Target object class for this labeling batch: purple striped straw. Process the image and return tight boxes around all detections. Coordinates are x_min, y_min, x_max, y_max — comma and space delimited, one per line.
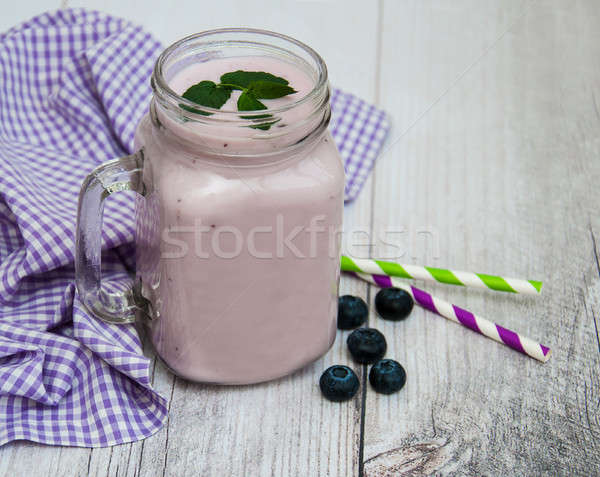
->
352, 272, 551, 363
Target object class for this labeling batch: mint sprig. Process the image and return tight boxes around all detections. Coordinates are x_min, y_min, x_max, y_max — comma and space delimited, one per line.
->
220, 71, 289, 88
180, 81, 232, 115
181, 70, 296, 129
247, 80, 296, 99
237, 91, 268, 112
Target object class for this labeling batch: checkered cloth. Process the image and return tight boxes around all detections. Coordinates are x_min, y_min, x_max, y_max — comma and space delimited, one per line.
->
0, 9, 389, 447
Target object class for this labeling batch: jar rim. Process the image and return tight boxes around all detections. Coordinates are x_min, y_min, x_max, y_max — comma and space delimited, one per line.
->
150, 27, 329, 122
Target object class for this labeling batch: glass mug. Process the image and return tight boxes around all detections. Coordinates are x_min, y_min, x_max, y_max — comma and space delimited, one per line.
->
75, 29, 345, 384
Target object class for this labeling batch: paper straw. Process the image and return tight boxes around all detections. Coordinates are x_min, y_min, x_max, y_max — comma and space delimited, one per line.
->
351, 272, 551, 363
341, 255, 542, 295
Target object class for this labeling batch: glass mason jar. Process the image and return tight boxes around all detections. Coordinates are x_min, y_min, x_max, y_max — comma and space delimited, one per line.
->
75, 29, 345, 384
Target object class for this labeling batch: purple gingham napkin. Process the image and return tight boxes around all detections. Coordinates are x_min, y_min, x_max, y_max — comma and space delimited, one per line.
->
0, 9, 389, 447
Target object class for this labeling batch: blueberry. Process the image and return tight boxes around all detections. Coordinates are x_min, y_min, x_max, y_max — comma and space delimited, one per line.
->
337, 295, 368, 329
347, 328, 387, 364
375, 287, 414, 321
319, 365, 360, 402
369, 359, 406, 394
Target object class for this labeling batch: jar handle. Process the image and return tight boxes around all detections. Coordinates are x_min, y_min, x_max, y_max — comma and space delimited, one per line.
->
75, 151, 146, 324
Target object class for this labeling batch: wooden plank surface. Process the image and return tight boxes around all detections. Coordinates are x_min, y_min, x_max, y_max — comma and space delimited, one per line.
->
365, 1, 600, 476
1, 1, 600, 476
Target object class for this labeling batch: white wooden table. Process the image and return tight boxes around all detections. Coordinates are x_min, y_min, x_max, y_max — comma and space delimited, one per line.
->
2, 1, 600, 475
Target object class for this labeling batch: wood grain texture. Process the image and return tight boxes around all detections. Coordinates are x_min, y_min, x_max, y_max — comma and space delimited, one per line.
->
2, 0, 600, 476
364, 1, 600, 476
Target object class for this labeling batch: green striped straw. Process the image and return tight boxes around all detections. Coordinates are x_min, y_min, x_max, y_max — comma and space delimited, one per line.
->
341, 256, 542, 295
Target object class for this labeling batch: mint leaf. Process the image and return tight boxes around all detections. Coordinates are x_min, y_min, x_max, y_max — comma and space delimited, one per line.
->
179, 71, 294, 130
237, 91, 268, 112
247, 80, 296, 99
220, 71, 288, 89
182, 81, 231, 113
250, 123, 276, 131
238, 92, 278, 130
